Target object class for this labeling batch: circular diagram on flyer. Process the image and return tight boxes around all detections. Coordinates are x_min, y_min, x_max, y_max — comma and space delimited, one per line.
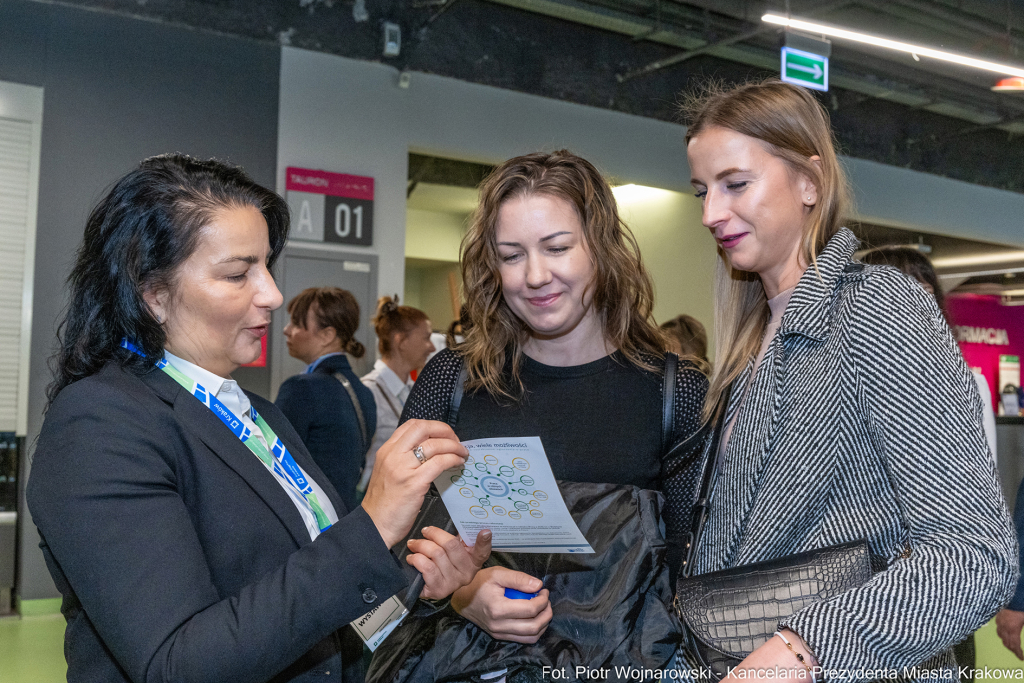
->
447, 452, 548, 520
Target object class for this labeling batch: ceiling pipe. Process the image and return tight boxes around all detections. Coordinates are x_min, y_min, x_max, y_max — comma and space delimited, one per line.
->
616, 0, 853, 82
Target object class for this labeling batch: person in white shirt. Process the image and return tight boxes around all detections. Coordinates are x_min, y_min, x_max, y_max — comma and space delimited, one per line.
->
360, 296, 436, 491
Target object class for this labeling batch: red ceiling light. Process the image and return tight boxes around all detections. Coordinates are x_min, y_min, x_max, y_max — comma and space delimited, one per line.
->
992, 77, 1024, 92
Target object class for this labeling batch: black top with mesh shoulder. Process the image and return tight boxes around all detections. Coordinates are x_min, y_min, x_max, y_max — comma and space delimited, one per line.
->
401, 347, 708, 578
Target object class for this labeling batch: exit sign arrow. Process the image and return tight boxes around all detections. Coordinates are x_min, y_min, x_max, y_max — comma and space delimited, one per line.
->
781, 47, 828, 92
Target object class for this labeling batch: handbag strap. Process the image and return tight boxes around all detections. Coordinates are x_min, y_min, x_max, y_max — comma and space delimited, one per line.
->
679, 385, 732, 579
333, 372, 369, 447
662, 352, 678, 454
402, 358, 466, 609
447, 359, 469, 428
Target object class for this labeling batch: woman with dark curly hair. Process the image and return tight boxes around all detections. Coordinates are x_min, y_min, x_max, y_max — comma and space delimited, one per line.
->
26, 154, 485, 683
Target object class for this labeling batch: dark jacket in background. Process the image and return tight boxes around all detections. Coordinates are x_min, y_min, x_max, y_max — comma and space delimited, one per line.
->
276, 354, 376, 511
27, 362, 406, 683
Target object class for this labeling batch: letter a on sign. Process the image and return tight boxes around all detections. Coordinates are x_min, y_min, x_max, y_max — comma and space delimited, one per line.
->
297, 200, 314, 235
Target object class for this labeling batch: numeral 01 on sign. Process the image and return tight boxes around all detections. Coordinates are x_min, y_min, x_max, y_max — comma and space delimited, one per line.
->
325, 196, 373, 246
334, 203, 364, 239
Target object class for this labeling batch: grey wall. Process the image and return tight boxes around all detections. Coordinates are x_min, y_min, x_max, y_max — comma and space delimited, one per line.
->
278, 48, 1024, 366
277, 47, 701, 344
0, 0, 280, 601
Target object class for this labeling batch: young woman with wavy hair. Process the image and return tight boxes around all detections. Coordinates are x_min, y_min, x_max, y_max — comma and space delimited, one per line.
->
393, 150, 708, 666
678, 79, 1016, 681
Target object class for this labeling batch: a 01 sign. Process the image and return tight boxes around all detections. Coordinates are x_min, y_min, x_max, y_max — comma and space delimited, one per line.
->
325, 195, 373, 246
285, 167, 374, 247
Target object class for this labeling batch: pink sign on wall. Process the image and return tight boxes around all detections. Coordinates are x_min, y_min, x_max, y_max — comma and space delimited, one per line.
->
285, 166, 375, 246
946, 293, 1024, 410
286, 167, 374, 200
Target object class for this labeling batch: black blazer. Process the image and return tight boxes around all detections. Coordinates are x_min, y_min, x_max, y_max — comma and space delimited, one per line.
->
275, 354, 376, 511
27, 362, 408, 683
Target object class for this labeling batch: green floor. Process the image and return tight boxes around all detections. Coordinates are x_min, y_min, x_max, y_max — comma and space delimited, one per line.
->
0, 613, 66, 683
0, 613, 1022, 682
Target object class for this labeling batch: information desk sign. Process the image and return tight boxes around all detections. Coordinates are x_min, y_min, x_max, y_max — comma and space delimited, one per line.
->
286, 167, 374, 247
781, 47, 828, 92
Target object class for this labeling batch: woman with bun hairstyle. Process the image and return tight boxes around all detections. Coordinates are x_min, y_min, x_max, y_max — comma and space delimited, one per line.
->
679, 79, 1016, 680
277, 286, 376, 511
360, 296, 436, 491
393, 149, 707, 655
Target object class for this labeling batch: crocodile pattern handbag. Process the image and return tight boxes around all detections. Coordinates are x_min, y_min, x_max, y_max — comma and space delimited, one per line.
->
675, 541, 872, 679
674, 388, 873, 680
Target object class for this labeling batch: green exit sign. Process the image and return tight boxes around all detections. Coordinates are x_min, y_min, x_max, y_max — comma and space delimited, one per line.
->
781, 47, 828, 92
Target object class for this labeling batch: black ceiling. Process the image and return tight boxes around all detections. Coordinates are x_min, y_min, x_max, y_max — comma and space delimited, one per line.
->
33, 0, 1024, 194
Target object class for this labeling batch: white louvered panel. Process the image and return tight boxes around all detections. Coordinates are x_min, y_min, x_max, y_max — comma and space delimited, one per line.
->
0, 116, 32, 432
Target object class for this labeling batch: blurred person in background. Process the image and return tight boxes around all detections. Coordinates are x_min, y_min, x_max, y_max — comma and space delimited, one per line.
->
360, 296, 435, 493
661, 314, 709, 365
996, 477, 1024, 661
277, 286, 376, 511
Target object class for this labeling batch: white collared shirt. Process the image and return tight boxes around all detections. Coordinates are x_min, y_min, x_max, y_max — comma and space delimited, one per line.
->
373, 359, 413, 405
359, 359, 415, 490
163, 351, 339, 541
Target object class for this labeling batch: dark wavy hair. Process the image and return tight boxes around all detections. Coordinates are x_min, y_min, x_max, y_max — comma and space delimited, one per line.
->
287, 287, 366, 358
859, 246, 947, 322
48, 154, 289, 405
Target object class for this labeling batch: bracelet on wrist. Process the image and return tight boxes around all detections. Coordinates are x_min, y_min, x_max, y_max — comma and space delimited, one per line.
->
774, 630, 815, 678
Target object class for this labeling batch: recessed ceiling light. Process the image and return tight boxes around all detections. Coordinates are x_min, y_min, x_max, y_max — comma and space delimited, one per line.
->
762, 14, 1024, 78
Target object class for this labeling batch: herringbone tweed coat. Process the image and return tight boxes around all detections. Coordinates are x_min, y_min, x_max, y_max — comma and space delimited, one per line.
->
680, 227, 1018, 679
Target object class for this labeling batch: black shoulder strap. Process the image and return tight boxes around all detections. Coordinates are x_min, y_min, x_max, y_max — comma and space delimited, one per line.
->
679, 385, 731, 580
662, 352, 678, 454
333, 372, 369, 447
447, 359, 469, 428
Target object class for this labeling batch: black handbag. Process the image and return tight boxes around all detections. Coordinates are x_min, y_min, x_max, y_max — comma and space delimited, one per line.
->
368, 481, 679, 683
674, 389, 873, 680
366, 354, 690, 683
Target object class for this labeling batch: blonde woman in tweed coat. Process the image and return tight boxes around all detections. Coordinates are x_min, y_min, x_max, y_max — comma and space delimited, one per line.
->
679, 79, 1018, 681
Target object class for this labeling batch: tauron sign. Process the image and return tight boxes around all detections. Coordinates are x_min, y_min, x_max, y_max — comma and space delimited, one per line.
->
286, 167, 374, 246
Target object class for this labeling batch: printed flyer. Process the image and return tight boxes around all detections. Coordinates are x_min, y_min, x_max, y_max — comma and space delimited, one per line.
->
434, 437, 593, 553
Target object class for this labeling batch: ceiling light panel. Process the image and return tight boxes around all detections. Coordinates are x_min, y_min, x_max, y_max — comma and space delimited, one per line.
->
762, 14, 1024, 78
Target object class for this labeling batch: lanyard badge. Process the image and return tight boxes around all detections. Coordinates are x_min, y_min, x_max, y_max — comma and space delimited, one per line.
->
121, 339, 332, 532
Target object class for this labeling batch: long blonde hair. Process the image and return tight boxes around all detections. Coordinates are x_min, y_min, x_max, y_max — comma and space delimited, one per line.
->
682, 80, 851, 422
459, 150, 666, 401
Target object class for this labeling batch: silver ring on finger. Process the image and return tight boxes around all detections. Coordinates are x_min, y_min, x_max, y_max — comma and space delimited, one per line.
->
413, 445, 427, 465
